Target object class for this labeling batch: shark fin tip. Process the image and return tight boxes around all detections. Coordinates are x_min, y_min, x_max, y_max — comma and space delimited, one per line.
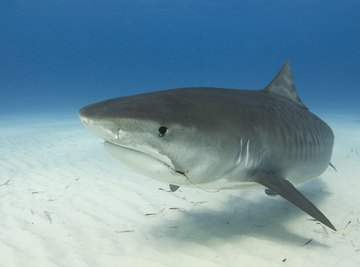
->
256, 175, 336, 231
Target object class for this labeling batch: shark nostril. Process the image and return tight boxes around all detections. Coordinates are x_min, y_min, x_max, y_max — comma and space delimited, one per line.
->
117, 128, 127, 139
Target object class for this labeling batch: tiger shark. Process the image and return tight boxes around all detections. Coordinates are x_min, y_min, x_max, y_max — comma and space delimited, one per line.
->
79, 62, 336, 231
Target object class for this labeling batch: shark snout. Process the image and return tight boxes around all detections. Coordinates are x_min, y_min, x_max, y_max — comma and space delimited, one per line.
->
78, 106, 90, 119
79, 102, 104, 121
79, 100, 114, 126
79, 105, 97, 128
79, 102, 119, 142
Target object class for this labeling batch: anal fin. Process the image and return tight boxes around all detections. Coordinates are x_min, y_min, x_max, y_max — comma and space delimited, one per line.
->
257, 175, 336, 231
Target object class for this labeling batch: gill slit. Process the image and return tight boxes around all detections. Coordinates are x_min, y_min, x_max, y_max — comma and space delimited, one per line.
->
245, 139, 250, 168
236, 138, 243, 165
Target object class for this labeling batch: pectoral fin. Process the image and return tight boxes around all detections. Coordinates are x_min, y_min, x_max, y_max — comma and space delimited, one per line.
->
169, 184, 180, 192
256, 175, 336, 231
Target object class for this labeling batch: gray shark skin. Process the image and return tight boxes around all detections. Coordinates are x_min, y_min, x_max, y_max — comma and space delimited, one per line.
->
79, 62, 336, 231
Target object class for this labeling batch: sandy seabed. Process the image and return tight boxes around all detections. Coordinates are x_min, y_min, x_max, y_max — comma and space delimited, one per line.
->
0, 114, 359, 267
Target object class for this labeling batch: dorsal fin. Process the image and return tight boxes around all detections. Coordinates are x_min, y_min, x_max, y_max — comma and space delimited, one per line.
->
264, 61, 307, 109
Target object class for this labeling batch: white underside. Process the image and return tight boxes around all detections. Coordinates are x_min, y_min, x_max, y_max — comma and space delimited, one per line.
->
104, 141, 259, 190
104, 141, 192, 186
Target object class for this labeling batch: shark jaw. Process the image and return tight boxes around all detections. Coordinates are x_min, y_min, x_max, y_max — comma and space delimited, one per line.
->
103, 141, 192, 186
79, 112, 197, 187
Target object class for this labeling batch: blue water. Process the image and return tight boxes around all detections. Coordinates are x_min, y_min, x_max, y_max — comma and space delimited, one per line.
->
1, 0, 359, 115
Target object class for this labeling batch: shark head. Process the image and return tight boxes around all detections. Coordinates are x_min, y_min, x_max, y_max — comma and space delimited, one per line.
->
79, 90, 241, 188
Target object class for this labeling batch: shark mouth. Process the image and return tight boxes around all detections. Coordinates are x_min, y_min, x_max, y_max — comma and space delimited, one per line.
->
103, 141, 191, 185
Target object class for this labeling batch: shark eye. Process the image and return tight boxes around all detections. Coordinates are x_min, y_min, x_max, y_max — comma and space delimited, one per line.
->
158, 126, 168, 137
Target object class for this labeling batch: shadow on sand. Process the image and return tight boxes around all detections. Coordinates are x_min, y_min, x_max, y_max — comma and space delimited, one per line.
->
149, 178, 334, 248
